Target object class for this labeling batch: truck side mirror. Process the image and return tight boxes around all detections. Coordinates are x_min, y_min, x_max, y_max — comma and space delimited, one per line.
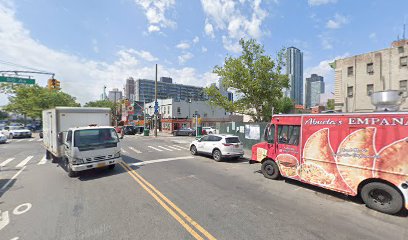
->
57, 132, 64, 144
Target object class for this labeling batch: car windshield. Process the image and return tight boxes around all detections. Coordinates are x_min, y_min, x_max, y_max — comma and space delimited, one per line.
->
74, 128, 119, 148
225, 137, 240, 143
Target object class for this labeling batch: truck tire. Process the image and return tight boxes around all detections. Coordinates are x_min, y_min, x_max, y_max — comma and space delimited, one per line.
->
360, 182, 403, 214
66, 160, 78, 178
46, 150, 52, 160
108, 164, 116, 170
261, 160, 281, 180
51, 155, 59, 163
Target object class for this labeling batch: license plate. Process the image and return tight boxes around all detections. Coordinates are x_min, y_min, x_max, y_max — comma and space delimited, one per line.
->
96, 162, 105, 168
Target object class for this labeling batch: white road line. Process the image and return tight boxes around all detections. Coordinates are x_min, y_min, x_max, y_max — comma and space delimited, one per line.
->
121, 148, 128, 153
37, 155, 47, 165
37, 139, 43, 142
130, 156, 194, 166
157, 146, 172, 151
172, 145, 189, 150
0, 158, 15, 167
1, 166, 26, 190
148, 146, 163, 152
166, 146, 181, 151
28, 138, 35, 142
16, 156, 33, 168
129, 147, 142, 153
17, 139, 25, 142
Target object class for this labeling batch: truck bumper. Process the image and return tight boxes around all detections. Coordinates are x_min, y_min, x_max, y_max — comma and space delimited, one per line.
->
71, 157, 122, 172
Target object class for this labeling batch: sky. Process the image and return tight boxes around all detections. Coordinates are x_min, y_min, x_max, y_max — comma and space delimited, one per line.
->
0, 0, 407, 105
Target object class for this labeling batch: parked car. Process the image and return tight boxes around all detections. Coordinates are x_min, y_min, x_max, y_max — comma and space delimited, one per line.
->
134, 126, 144, 134
173, 128, 196, 136
123, 125, 136, 135
0, 132, 7, 143
190, 134, 244, 161
202, 126, 217, 134
2, 126, 32, 139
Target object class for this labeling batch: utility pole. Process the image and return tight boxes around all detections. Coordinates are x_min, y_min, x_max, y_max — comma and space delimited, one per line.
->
154, 64, 158, 137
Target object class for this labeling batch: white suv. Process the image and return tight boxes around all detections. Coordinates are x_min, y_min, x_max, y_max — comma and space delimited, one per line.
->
190, 134, 244, 161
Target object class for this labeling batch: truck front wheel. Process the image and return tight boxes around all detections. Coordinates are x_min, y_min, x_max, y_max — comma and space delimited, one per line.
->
261, 160, 281, 180
66, 159, 78, 177
360, 182, 403, 214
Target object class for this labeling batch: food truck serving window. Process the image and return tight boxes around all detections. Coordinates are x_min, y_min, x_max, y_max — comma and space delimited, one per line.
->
278, 125, 300, 145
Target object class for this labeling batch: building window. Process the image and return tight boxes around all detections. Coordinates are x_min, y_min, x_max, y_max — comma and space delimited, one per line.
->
400, 80, 407, 93
347, 66, 354, 76
366, 84, 374, 96
367, 63, 374, 74
347, 86, 354, 97
401, 56, 408, 67
398, 46, 404, 54
177, 107, 181, 115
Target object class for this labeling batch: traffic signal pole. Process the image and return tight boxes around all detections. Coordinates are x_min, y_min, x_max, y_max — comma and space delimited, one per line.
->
154, 64, 158, 137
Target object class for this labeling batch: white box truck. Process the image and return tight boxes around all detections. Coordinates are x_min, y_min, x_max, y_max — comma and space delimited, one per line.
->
43, 107, 122, 177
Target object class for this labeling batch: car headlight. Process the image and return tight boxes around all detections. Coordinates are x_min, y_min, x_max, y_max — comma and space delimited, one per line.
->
114, 152, 121, 158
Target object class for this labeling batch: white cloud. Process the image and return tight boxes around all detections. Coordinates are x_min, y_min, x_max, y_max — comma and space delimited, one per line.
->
204, 21, 215, 38
201, 0, 267, 53
193, 36, 199, 44
0, 3, 215, 105
308, 0, 337, 6
148, 25, 160, 32
134, 0, 176, 33
326, 13, 349, 29
222, 36, 241, 53
176, 42, 190, 50
134, 50, 158, 62
201, 46, 208, 53
178, 52, 194, 64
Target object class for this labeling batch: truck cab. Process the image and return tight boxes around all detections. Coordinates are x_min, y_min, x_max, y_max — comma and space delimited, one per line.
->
62, 126, 122, 177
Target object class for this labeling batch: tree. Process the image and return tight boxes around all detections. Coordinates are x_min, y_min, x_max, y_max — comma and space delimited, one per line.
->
327, 99, 335, 110
204, 38, 289, 122
1, 83, 80, 119
84, 99, 120, 123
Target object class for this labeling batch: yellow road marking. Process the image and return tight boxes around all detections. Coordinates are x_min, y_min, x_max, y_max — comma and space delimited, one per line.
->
119, 162, 213, 240
126, 163, 217, 240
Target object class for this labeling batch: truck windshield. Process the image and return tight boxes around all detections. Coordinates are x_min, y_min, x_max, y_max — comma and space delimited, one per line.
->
74, 128, 119, 148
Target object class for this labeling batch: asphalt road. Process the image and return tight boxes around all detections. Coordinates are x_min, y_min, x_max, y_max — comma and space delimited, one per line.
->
0, 135, 407, 240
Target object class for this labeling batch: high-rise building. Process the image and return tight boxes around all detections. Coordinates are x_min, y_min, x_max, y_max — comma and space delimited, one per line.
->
218, 78, 233, 102
133, 78, 207, 103
286, 47, 304, 105
333, 39, 408, 112
124, 77, 135, 101
107, 88, 123, 102
305, 74, 325, 108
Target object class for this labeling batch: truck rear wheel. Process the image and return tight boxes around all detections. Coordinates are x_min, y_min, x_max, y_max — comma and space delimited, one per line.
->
360, 182, 403, 214
261, 160, 281, 180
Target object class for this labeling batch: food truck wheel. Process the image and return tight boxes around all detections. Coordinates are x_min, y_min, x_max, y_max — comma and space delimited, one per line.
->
361, 182, 403, 214
261, 160, 281, 180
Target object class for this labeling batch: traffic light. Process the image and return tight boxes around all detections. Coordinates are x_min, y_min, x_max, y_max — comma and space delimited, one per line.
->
47, 79, 61, 91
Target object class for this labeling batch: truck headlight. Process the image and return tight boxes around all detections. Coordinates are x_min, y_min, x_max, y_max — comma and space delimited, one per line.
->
72, 157, 84, 164
114, 152, 121, 158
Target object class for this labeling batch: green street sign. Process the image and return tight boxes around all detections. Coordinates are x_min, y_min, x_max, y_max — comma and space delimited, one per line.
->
0, 76, 35, 84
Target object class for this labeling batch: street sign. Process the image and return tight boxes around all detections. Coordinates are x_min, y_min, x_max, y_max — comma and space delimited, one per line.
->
0, 76, 35, 84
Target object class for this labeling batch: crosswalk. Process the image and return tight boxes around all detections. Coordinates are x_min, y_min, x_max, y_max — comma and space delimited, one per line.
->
6, 138, 43, 143
123, 144, 189, 154
0, 155, 49, 169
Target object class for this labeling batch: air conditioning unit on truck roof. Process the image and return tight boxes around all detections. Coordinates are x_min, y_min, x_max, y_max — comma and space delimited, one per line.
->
42, 107, 122, 177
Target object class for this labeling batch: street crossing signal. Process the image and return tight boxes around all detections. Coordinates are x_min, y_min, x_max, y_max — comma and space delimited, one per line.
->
47, 79, 61, 91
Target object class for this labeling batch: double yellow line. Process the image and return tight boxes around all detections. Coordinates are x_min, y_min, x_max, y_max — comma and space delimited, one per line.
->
119, 161, 216, 240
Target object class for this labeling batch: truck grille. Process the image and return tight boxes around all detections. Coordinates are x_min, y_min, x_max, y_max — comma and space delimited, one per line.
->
85, 154, 115, 163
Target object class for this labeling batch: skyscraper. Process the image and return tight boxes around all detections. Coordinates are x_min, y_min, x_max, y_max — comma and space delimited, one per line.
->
305, 74, 325, 108
124, 77, 135, 101
108, 88, 123, 102
286, 47, 303, 105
